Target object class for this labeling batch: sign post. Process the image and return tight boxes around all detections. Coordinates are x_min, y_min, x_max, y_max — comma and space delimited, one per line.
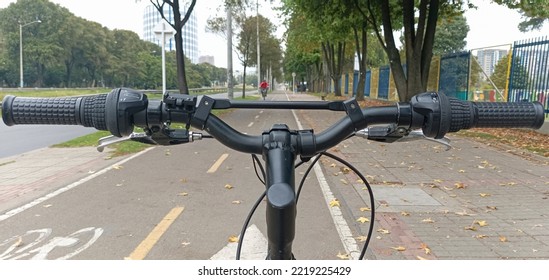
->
154, 22, 174, 94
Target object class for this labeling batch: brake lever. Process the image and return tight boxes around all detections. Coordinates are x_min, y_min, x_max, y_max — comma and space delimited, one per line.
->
398, 130, 452, 150
97, 129, 207, 152
97, 132, 153, 152
355, 126, 452, 150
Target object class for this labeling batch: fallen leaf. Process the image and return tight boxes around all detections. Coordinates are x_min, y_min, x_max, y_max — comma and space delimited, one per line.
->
357, 217, 370, 223
336, 252, 350, 259
356, 179, 364, 184
475, 220, 488, 227
422, 218, 435, 223
464, 226, 477, 231
329, 199, 340, 207
455, 210, 475, 216
181, 241, 191, 246
486, 206, 498, 211
178, 192, 188, 196
359, 207, 371, 212
165, 149, 171, 156
458, 169, 466, 173
434, 179, 443, 183
499, 236, 508, 242
113, 165, 123, 170
401, 211, 410, 216
224, 184, 234, 190
454, 182, 466, 189
391, 246, 406, 251
180, 178, 188, 183
479, 193, 491, 197
377, 228, 390, 234
330, 163, 337, 168
14, 236, 23, 248
340, 179, 349, 185
417, 255, 429, 260
475, 234, 488, 239
231, 200, 241, 204
228, 235, 239, 243
115, 183, 124, 187
341, 167, 351, 174
43, 204, 52, 208
420, 243, 431, 255
355, 236, 368, 242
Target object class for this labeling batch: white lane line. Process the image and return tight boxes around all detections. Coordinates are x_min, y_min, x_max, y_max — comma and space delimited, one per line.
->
207, 153, 229, 173
285, 92, 360, 260
0, 147, 155, 222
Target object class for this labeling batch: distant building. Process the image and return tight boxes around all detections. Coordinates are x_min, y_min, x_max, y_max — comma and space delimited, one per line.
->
198, 55, 215, 65
475, 49, 508, 78
142, 4, 198, 64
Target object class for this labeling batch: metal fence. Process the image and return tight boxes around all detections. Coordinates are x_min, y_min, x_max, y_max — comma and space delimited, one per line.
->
508, 36, 549, 117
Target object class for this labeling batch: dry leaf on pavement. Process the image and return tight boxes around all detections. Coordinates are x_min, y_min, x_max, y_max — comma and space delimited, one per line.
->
336, 252, 350, 259
420, 243, 431, 255
391, 246, 406, 251
228, 235, 239, 243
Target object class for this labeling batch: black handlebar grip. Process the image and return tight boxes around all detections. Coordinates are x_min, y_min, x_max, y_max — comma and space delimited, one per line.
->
447, 97, 545, 132
2, 94, 108, 131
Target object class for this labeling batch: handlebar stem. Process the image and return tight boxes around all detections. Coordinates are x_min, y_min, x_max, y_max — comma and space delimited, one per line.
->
263, 125, 297, 260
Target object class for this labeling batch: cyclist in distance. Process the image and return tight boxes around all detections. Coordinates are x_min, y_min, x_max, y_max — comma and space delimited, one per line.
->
259, 80, 269, 100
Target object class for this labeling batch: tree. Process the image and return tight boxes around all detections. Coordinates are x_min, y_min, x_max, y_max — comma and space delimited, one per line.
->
284, 0, 354, 96
150, 0, 197, 94
432, 14, 469, 55
493, 0, 549, 31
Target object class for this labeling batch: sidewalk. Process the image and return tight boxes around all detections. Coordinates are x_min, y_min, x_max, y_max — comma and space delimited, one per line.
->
1, 91, 548, 259
286, 91, 549, 259
0, 146, 129, 214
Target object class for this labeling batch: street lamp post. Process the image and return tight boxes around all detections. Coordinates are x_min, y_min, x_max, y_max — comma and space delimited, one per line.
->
19, 20, 41, 88
154, 22, 174, 94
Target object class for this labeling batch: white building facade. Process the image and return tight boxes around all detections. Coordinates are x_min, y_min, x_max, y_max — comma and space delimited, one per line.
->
143, 4, 199, 64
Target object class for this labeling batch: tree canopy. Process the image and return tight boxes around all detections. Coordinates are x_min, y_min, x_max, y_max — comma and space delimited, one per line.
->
0, 0, 226, 89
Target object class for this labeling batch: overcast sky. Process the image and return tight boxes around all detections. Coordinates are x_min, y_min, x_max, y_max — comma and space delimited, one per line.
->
1, 0, 548, 68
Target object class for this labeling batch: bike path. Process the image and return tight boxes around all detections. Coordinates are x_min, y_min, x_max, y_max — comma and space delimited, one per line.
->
0, 90, 548, 260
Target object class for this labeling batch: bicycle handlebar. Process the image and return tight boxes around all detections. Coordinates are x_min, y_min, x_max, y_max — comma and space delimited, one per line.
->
2, 88, 545, 155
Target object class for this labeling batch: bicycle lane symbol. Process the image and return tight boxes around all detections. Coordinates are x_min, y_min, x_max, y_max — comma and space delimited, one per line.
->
0, 227, 103, 260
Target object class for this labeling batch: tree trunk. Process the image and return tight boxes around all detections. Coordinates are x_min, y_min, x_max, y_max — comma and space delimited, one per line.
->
353, 25, 368, 101
322, 41, 345, 96
242, 64, 247, 99
375, 0, 439, 101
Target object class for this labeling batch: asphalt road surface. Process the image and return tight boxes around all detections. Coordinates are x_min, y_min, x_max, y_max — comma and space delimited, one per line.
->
0, 124, 96, 158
